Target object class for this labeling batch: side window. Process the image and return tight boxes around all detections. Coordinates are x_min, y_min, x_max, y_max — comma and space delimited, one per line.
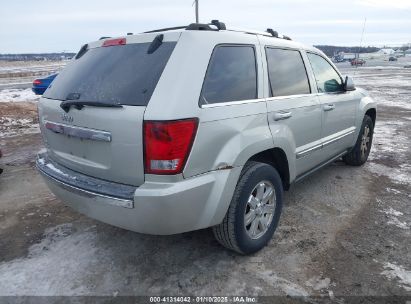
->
307, 53, 343, 93
266, 48, 310, 97
200, 45, 257, 104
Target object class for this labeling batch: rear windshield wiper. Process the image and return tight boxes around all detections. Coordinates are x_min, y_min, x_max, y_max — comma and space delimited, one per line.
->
60, 100, 123, 113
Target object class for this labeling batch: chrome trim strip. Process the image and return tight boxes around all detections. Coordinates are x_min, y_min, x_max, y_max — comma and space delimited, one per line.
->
322, 129, 355, 147
201, 98, 265, 108
296, 143, 322, 159
44, 120, 112, 142
266, 93, 316, 101
38, 167, 134, 209
296, 127, 355, 159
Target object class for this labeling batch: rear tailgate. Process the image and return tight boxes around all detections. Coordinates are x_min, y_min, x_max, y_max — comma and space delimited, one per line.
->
39, 100, 146, 186
38, 32, 180, 187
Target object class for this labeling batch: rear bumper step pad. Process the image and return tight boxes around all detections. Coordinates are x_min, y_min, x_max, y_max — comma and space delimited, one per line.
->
36, 153, 136, 205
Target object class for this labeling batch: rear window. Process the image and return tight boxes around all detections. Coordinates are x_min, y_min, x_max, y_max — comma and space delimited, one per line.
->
44, 42, 177, 106
266, 48, 310, 97
200, 45, 257, 105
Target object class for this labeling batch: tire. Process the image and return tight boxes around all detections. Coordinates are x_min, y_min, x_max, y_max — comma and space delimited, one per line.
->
213, 161, 283, 254
343, 115, 374, 166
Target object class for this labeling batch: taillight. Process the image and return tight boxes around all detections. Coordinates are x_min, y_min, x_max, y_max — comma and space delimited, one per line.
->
33, 79, 42, 85
144, 118, 198, 175
102, 38, 126, 47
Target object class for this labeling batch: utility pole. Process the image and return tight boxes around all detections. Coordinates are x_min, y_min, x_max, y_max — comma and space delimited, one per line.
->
358, 18, 367, 57
194, 0, 199, 23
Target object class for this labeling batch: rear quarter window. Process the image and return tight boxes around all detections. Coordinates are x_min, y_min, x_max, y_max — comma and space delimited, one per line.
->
44, 42, 177, 106
200, 45, 257, 105
265, 48, 311, 97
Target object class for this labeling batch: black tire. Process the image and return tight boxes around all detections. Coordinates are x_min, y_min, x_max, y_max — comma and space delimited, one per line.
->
213, 161, 283, 254
343, 115, 374, 166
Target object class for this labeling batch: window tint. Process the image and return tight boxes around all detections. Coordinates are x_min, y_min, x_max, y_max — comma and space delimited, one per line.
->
44, 42, 177, 106
201, 46, 257, 104
266, 48, 310, 97
307, 53, 343, 93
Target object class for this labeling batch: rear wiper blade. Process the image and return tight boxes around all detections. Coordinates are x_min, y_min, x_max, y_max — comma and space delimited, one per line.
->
60, 100, 123, 113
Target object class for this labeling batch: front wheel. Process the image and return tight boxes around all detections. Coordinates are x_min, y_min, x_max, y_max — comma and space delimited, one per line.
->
213, 161, 283, 254
343, 115, 374, 166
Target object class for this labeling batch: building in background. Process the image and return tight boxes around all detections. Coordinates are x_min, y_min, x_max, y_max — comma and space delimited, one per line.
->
377, 48, 395, 56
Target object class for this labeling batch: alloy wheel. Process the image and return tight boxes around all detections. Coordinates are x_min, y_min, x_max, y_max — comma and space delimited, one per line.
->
244, 181, 276, 239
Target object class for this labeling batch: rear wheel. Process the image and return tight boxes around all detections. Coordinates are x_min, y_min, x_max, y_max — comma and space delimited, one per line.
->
213, 161, 283, 254
343, 115, 374, 166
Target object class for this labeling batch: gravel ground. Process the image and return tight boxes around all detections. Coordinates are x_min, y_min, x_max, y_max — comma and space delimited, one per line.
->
0, 61, 410, 301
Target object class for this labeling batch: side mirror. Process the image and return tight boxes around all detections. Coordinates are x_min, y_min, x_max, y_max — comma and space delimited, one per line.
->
344, 76, 356, 91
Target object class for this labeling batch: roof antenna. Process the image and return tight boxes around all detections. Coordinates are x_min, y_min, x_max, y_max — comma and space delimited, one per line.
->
193, 0, 199, 23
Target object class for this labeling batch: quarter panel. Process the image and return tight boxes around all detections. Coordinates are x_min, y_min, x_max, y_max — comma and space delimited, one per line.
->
184, 101, 273, 178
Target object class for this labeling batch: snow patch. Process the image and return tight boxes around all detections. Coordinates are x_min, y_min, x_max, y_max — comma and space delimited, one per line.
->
0, 223, 99, 296
0, 117, 39, 138
44, 162, 76, 180
381, 262, 411, 291
45, 163, 69, 178
368, 121, 408, 162
387, 217, 409, 230
386, 188, 403, 195
359, 66, 404, 70
380, 207, 409, 230
258, 271, 309, 297
0, 88, 39, 103
367, 163, 411, 185
383, 208, 404, 217
305, 276, 331, 291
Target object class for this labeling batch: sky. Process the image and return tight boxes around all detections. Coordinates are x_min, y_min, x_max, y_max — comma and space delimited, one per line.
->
1, 0, 410, 53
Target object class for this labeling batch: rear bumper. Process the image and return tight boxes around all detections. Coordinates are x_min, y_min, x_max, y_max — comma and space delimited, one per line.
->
32, 87, 47, 95
37, 153, 242, 235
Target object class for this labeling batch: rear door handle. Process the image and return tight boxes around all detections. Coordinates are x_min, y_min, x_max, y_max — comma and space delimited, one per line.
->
273, 111, 292, 121
323, 104, 335, 111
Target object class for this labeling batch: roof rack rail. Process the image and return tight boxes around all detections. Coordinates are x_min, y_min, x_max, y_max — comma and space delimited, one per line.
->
266, 28, 292, 40
99, 36, 111, 40
186, 19, 226, 31
142, 20, 226, 34
211, 20, 226, 30
266, 28, 278, 38
144, 26, 187, 34
186, 23, 214, 31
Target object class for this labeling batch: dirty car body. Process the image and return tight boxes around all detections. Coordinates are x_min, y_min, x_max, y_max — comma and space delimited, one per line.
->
36, 21, 377, 254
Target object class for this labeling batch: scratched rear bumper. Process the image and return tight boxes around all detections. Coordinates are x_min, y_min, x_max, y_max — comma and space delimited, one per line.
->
36, 153, 135, 208
36, 152, 242, 235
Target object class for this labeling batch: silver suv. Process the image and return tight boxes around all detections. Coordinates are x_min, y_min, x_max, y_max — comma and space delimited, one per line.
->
36, 21, 376, 254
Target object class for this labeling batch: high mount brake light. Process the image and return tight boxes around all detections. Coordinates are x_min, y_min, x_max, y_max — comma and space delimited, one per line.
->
102, 38, 126, 47
33, 79, 42, 85
144, 119, 198, 175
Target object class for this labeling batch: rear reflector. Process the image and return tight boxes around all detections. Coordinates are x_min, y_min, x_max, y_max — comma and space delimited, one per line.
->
33, 79, 42, 85
102, 38, 126, 47
144, 118, 198, 175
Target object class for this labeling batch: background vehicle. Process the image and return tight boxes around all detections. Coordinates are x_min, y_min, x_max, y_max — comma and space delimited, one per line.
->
351, 58, 366, 66
36, 21, 376, 254
32, 73, 58, 95
388, 56, 398, 61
